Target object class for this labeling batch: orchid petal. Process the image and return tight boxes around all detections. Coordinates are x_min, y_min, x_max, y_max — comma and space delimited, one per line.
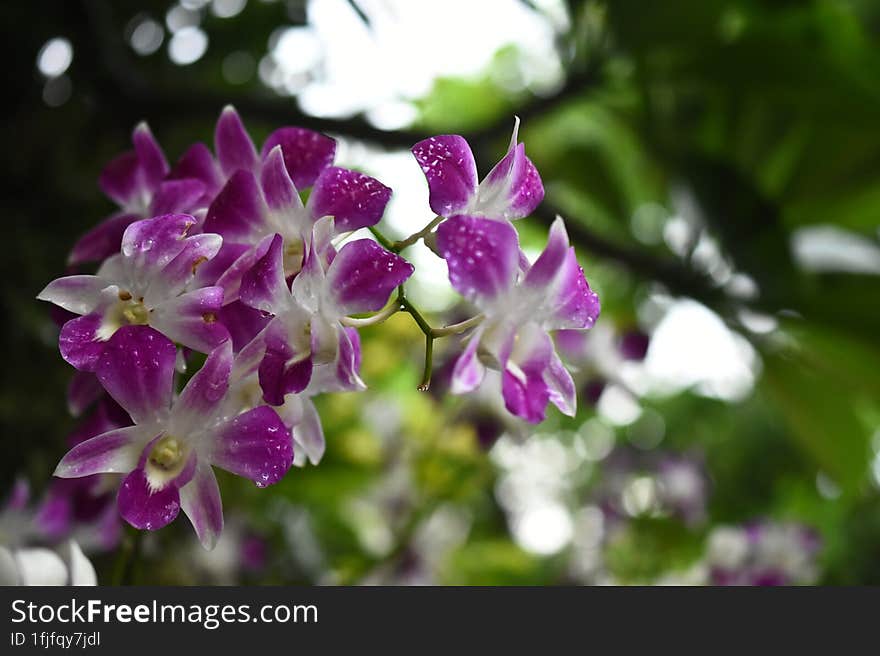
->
59, 313, 107, 372
118, 468, 181, 531
411, 135, 478, 216
239, 233, 289, 314
436, 215, 519, 305
260, 145, 300, 211
149, 178, 207, 216
173, 341, 233, 433
261, 126, 336, 189
325, 239, 413, 315
54, 425, 147, 478
38, 276, 107, 316
150, 286, 229, 354
171, 142, 224, 201
95, 326, 176, 423
132, 122, 169, 191
209, 406, 293, 486
215, 106, 259, 178
203, 170, 267, 243
68, 213, 140, 266
99, 151, 141, 207
307, 166, 392, 233
451, 328, 486, 394
179, 463, 224, 550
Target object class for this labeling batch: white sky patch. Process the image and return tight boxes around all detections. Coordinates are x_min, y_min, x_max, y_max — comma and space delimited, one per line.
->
264, 0, 564, 121
642, 299, 759, 401
791, 225, 880, 275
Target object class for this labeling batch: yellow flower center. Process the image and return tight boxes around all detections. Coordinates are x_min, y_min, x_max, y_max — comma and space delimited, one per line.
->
148, 435, 184, 471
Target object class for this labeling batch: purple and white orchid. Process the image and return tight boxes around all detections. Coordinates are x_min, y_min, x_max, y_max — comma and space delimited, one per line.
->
436, 214, 600, 423
238, 225, 413, 406
38, 109, 602, 553
201, 107, 392, 300
39, 213, 229, 371
412, 117, 544, 222
69, 123, 207, 266
54, 328, 292, 549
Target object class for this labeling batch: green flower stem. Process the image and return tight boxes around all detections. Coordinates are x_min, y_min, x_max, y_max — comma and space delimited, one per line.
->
390, 215, 444, 253
360, 227, 483, 391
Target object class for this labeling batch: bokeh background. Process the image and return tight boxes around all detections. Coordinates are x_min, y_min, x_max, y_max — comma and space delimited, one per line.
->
3, 0, 880, 584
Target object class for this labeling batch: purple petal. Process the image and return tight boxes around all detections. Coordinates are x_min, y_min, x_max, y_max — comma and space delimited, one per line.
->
216, 300, 271, 353
213, 237, 275, 304
95, 326, 176, 423
132, 122, 169, 191
68, 213, 140, 266
451, 329, 486, 394
261, 126, 336, 189
121, 214, 198, 277
260, 145, 301, 211
259, 347, 313, 406
215, 106, 259, 178
478, 118, 543, 219
209, 406, 293, 487
179, 462, 224, 549
67, 371, 104, 417
204, 170, 267, 243
525, 218, 600, 330
173, 341, 233, 428
170, 142, 224, 202
325, 239, 413, 315
150, 286, 230, 354
411, 135, 478, 216
481, 146, 543, 220
149, 178, 207, 216
307, 166, 392, 233
118, 468, 181, 531
59, 314, 106, 372
192, 241, 251, 288
500, 325, 554, 424
523, 216, 569, 294
240, 233, 289, 314
148, 231, 223, 300
54, 426, 146, 478
99, 150, 141, 207
37, 276, 107, 316
502, 369, 550, 424
436, 215, 519, 304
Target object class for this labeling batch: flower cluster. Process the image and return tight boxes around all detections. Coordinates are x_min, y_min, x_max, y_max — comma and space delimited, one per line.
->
38, 108, 600, 549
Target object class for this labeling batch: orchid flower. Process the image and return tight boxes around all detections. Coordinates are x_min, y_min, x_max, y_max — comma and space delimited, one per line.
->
38, 213, 229, 371
69, 123, 207, 266
220, 362, 332, 467
238, 227, 413, 406
54, 328, 292, 549
411, 117, 544, 222
201, 107, 392, 300
437, 215, 600, 423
